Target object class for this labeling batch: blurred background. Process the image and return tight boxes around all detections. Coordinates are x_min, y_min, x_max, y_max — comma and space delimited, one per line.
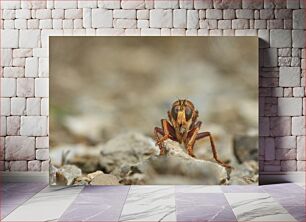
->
50, 37, 258, 185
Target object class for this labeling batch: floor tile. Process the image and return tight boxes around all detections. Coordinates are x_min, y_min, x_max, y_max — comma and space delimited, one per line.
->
221, 185, 264, 193
59, 204, 125, 222
1, 183, 47, 219
1, 183, 305, 222
59, 186, 130, 221
262, 183, 304, 194
1, 205, 18, 219
225, 193, 297, 221
3, 185, 83, 221
282, 205, 305, 222
176, 185, 222, 193
176, 193, 237, 222
81, 185, 130, 194
119, 186, 176, 222
270, 192, 305, 206
1, 193, 35, 205
72, 189, 130, 205
1, 182, 47, 194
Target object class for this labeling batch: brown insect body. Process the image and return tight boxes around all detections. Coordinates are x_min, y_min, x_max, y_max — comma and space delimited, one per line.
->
154, 99, 231, 169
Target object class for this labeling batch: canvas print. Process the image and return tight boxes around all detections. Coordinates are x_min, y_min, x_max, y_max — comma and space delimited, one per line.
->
50, 37, 258, 185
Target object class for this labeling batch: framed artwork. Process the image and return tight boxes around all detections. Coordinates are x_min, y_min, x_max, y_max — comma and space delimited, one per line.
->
50, 37, 258, 185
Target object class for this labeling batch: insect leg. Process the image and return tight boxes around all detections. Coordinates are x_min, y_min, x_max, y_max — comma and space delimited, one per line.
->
196, 132, 232, 169
154, 127, 166, 155
155, 119, 174, 145
185, 122, 202, 157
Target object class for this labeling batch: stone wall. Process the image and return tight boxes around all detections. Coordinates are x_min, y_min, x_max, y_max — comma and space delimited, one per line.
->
0, 0, 305, 172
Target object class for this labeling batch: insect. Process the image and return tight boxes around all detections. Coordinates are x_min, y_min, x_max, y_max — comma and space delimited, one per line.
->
154, 99, 232, 169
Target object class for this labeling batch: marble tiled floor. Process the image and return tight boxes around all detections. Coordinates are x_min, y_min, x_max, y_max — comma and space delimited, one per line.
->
0, 182, 304, 222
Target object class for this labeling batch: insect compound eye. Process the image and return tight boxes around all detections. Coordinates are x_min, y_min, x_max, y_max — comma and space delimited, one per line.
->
171, 106, 180, 120
185, 106, 193, 121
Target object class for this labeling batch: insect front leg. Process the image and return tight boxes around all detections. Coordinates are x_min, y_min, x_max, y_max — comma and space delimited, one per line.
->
185, 121, 202, 157
154, 127, 166, 155
154, 119, 176, 155
196, 132, 232, 169
155, 119, 172, 145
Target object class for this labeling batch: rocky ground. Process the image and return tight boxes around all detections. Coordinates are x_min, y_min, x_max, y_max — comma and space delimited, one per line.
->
50, 132, 258, 185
